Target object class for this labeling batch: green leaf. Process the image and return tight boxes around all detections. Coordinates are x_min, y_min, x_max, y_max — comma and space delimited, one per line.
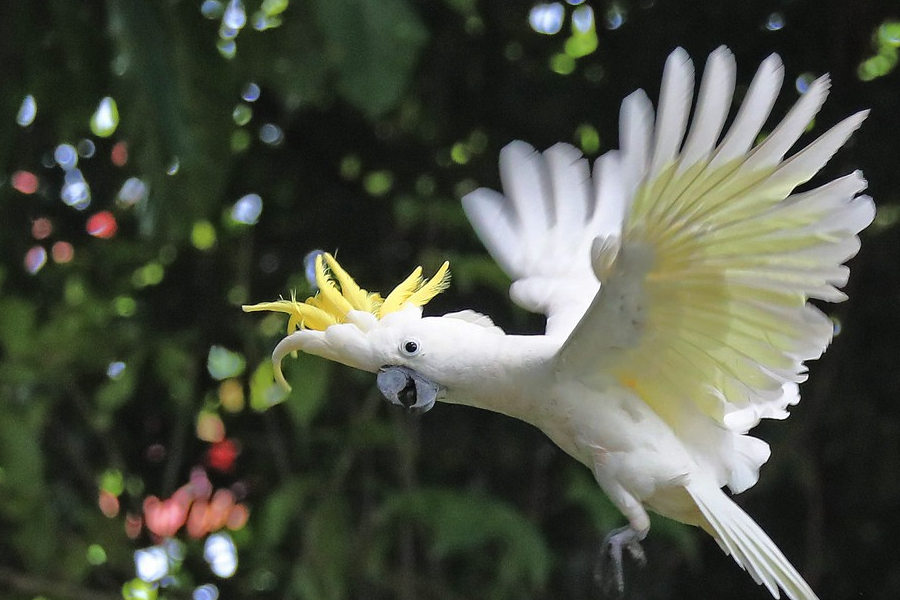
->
292, 499, 351, 600
379, 488, 550, 590
250, 359, 288, 411
311, 0, 428, 115
282, 353, 330, 426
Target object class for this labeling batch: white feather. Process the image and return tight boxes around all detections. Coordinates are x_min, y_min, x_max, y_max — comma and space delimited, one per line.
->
711, 53, 784, 170
649, 48, 694, 178
461, 188, 521, 277
742, 74, 830, 173
678, 46, 736, 174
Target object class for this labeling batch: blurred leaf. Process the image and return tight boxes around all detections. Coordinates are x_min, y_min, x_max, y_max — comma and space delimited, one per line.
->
250, 359, 288, 411
107, 0, 233, 240
255, 477, 311, 550
282, 352, 331, 427
311, 0, 428, 115
0, 404, 58, 571
379, 488, 550, 592
96, 358, 138, 414
292, 498, 351, 600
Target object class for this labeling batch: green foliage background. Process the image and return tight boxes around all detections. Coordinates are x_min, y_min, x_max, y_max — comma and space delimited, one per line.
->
1, 0, 899, 599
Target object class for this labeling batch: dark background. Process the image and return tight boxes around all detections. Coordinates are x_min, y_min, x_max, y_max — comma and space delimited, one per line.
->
0, 1, 898, 599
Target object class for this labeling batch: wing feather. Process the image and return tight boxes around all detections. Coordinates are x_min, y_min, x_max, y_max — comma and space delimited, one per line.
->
556, 49, 872, 495
461, 51, 871, 494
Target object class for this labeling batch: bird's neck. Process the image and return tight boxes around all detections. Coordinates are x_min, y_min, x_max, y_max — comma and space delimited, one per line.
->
439, 334, 558, 425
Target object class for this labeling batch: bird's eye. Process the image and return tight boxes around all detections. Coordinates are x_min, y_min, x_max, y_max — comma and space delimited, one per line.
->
400, 340, 421, 356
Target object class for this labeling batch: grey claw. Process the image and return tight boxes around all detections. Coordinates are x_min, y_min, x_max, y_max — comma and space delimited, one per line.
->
595, 526, 646, 597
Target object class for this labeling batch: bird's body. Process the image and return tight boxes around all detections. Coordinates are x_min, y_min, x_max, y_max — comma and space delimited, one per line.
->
246, 46, 874, 600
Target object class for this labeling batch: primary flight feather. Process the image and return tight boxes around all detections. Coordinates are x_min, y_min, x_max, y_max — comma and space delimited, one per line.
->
245, 46, 873, 599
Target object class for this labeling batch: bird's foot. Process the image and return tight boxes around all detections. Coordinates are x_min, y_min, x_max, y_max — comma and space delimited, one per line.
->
595, 526, 647, 597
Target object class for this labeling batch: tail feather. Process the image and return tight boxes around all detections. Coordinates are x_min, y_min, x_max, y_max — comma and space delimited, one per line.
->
688, 483, 819, 600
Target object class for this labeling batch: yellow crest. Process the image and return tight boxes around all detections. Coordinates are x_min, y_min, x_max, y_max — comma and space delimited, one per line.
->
242, 252, 450, 333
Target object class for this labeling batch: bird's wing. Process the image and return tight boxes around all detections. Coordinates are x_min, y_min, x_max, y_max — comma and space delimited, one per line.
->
462, 138, 623, 339
554, 47, 873, 492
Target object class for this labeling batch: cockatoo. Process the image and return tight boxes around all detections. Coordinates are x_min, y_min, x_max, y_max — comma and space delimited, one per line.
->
244, 47, 874, 599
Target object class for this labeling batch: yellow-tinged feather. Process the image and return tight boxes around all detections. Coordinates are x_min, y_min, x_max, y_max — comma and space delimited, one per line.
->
314, 254, 354, 318
406, 261, 451, 308
323, 253, 371, 311
242, 254, 451, 332
379, 266, 424, 315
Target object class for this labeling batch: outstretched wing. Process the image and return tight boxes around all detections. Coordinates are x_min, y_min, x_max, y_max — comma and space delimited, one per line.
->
463, 140, 620, 339
555, 47, 873, 492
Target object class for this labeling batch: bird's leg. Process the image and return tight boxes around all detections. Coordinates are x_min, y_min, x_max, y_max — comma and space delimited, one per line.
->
597, 525, 648, 596
590, 450, 651, 596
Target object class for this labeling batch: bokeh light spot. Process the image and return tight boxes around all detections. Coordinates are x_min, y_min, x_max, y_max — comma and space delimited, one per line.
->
219, 379, 245, 412
795, 72, 815, 94
603, 4, 625, 29
258, 123, 284, 145
207, 346, 246, 380
223, 0, 247, 29
201, 0, 224, 19
90, 97, 120, 137
77, 138, 96, 158
99, 490, 120, 518
87, 544, 108, 565
450, 142, 469, 165
17, 94, 37, 126
191, 220, 217, 250
197, 411, 226, 443
765, 12, 785, 31
86, 211, 118, 238
204, 533, 238, 578
32, 217, 52, 239
575, 123, 601, 154
550, 53, 577, 75
572, 4, 594, 33
340, 155, 362, 180
55, 144, 78, 170
217, 38, 237, 59
529, 3, 564, 35
12, 170, 39, 194
118, 177, 149, 206
207, 439, 239, 472
24, 246, 47, 274
61, 169, 91, 210
167, 158, 180, 175
261, 0, 289, 16
193, 584, 220, 600
231, 193, 263, 224
122, 577, 158, 600
132, 262, 165, 287
226, 503, 249, 530
232, 103, 252, 126
111, 141, 129, 166
363, 170, 394, 197
108, 361, 127, 379
51, 241, 75, 264
241, 82, 261, 102
135, 546, 169, 582
304, 249, 325, 289
114, 295, 137, 317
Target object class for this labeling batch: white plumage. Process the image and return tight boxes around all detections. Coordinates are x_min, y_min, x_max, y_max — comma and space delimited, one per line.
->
248, 46, 873, 600
460, 46, 871, 599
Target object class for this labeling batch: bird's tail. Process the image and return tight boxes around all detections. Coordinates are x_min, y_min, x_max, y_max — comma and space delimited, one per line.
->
687, 483, 819, 600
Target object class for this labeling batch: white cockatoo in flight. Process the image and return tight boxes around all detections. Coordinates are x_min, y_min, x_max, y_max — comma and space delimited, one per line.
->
245, 47, 874, 599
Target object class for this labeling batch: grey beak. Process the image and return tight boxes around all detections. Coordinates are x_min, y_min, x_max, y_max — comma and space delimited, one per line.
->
376, 365, 440, 413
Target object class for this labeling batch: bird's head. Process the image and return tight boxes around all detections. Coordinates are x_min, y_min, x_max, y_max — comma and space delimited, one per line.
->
243, 252, 460, 413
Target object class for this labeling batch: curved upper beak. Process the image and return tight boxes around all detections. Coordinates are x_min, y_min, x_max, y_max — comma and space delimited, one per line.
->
376, 366, 441, 413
